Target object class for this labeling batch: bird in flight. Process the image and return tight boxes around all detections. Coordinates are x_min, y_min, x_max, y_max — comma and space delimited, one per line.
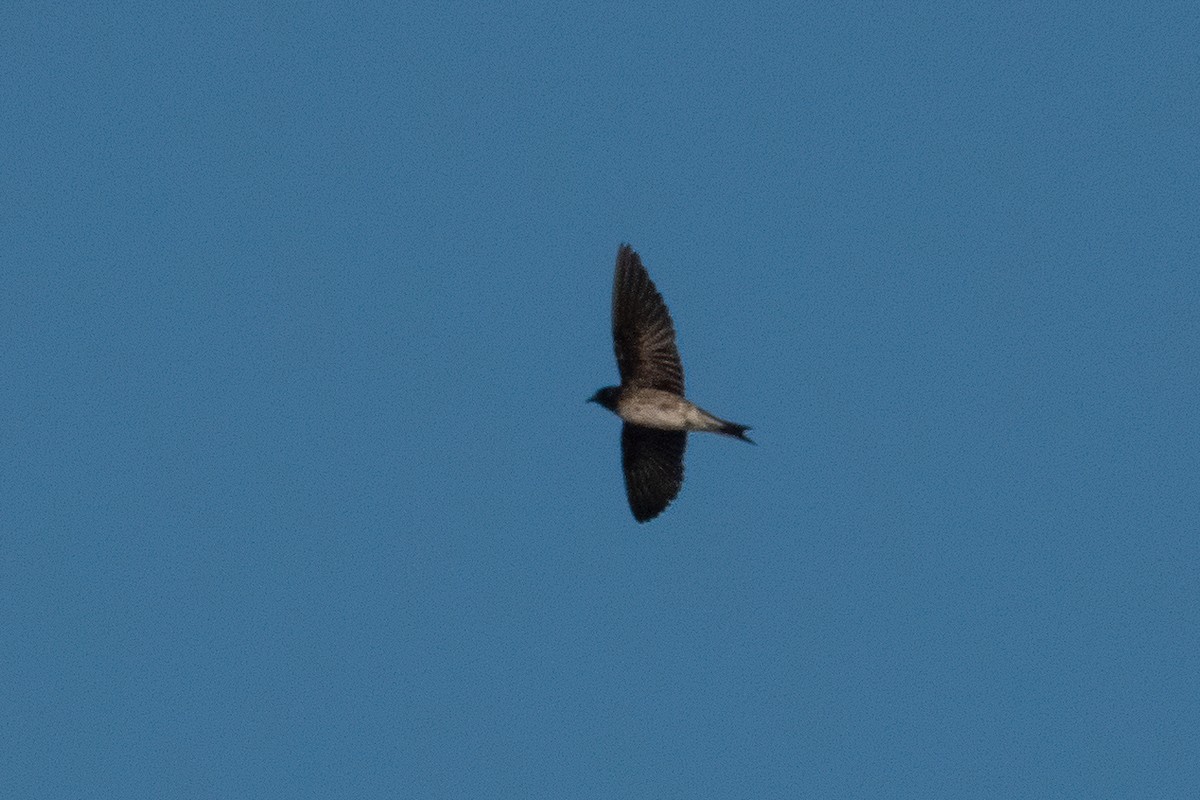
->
589, 244, 753, 522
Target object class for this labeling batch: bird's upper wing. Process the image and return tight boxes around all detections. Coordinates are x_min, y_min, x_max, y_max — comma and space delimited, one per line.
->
621, 424, 686, 522
612, 244, 684, 394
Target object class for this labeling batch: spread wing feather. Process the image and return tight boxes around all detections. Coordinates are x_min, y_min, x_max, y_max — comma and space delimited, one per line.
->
612, 245, 684, 394
621, 424, 686, 523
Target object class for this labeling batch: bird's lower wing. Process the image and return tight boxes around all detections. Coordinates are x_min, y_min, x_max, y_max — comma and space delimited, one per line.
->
621, 424, 687, 522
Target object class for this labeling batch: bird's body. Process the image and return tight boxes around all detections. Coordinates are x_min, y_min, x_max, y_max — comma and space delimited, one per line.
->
589, 244, 752, 522
591, 386, 750, 437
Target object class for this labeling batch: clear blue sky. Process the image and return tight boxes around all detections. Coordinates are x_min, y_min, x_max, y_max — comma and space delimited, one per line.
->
4, 4, 1198, 797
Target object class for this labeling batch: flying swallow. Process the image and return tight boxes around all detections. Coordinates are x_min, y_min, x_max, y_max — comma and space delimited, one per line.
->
589, 244, 753, 522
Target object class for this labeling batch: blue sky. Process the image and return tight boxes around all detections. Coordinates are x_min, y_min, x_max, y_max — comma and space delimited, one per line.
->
4, 3, 1198, 797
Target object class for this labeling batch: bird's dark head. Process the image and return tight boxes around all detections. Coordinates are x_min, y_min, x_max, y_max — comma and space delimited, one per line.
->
587, 386, 621, 411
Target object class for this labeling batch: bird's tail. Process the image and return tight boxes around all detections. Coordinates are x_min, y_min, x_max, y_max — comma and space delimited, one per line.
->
719, 421, 755, 444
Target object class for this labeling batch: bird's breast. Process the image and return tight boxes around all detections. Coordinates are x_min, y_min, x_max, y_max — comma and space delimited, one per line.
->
617, 389, 705, 431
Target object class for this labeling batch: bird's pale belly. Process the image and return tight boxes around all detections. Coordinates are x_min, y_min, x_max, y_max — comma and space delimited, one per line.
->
617, 389, 720, 432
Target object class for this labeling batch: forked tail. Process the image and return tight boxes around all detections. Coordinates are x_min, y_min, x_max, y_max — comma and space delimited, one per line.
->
719, 421, 755, 444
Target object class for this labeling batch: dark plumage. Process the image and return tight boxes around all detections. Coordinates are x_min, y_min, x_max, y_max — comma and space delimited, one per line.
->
588, 244, 753, 522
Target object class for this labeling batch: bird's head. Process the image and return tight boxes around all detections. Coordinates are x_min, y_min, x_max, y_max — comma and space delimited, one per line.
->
587, 386, 620, 411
